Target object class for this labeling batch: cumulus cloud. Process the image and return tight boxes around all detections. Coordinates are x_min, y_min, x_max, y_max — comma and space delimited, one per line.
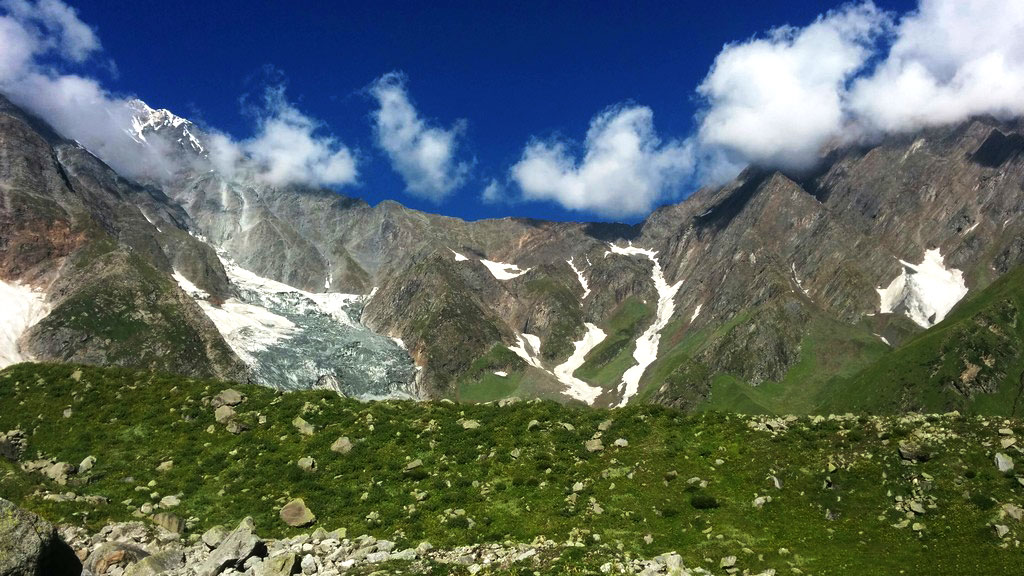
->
370, 72, 469, 201
695, 2, 889, 173
848, 0, 1024, 134
510, 105, 693, 218
219, 85, 357, 187
0, 0, 357, 188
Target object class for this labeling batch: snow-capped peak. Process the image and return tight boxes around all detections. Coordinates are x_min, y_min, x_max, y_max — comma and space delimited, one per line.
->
126, 98, 205, 154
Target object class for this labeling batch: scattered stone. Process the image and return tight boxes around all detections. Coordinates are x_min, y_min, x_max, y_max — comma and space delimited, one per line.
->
996, 453, 1014, 473
280, 498, 316, 527
909, 501, 926, 515
293, 417, 315, 436
585, 438, 604, 452
613, 438, 628, 447
999, 428, 1014, 436
720, 555, 736, 569
156, 460, 173, 472
298, 457, 317, 472
0, 497, 81, 576
159, 495, 181, 508
405, 459, 424, 471
912, 522, 925, 532
330, 436, 353, 454
527, 420, 540, 431
63, 407, 72, 418
572, 482, 584, 492
462, 420, 480, 430
598, 419, 614, 431
995, 524, 1010, 538
212, 388, 245, 408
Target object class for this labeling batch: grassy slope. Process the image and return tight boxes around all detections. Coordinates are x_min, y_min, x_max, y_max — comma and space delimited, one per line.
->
819, 266, 1024, 416
2, 363, 1024, 575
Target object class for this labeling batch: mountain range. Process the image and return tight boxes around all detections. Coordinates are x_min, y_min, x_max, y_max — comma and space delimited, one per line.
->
1, 92, 1022, 414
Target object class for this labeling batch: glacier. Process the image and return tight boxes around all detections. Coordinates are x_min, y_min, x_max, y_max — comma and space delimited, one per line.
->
173, 254, 415, 398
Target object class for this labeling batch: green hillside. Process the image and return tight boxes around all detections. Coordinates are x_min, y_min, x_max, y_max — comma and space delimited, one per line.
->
2, 363, 1024, 574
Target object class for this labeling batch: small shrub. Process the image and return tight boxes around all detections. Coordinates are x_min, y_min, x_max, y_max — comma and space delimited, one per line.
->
690, 494, 720, 510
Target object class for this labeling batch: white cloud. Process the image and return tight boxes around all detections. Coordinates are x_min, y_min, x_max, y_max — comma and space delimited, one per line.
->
510, 105, 692, 218
236, 86, 357, 187
481, 178, 503, 204
1, 0, 99, 62
695, 2, 890, 175
849, 0, 1024, 134
370, 72, 469, 201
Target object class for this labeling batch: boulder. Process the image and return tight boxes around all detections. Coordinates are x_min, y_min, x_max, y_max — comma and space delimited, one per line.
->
159, 495, 181, 508
85, 542, 149, 576
0, 429, 26, 461
404, 459, 423, 471
330, 436, 353, 454
0, 497, 81, 576
584, 439, 604, 452
43, 461, 75, 485
256, 552, 297, 576
461, 420, 480, 430
297, 457, 317, 472
196, 517, 264, 576
124, 549, 185, 576
79, 455, 96, 473
280, 499, 316, 527
292, 417, 315, 436
156, 460, 173, 473
898, 442, 929, 462
214, 405, 236, 424
212, 389, 245, 408
152, 512, 184, 534
995, 452, 1015, 473
201, 525, 228, 549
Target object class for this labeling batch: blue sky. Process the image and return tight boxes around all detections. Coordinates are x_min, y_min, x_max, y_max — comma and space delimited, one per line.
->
11, 0, 1021, 224
54, 0, 900, 221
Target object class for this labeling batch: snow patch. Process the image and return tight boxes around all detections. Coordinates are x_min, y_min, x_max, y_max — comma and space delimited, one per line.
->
691, 304, 702, 322
567, 258, 591, 299
876, 248, 968, 328
0, 280, 51, 369
391, 337, 406, 349
606, 243, 683, 407
449, 249, 469, 262
963, 221, 980, 235
493, 371, 508, 378
508, 333, 544, 369
481, 259, 531, 280
873, 333, 891, 346
791, 263, 810, 297
552, 323, 606, 404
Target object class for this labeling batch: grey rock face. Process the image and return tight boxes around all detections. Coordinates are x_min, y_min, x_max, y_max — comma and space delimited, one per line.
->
0, 497, 81, 576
